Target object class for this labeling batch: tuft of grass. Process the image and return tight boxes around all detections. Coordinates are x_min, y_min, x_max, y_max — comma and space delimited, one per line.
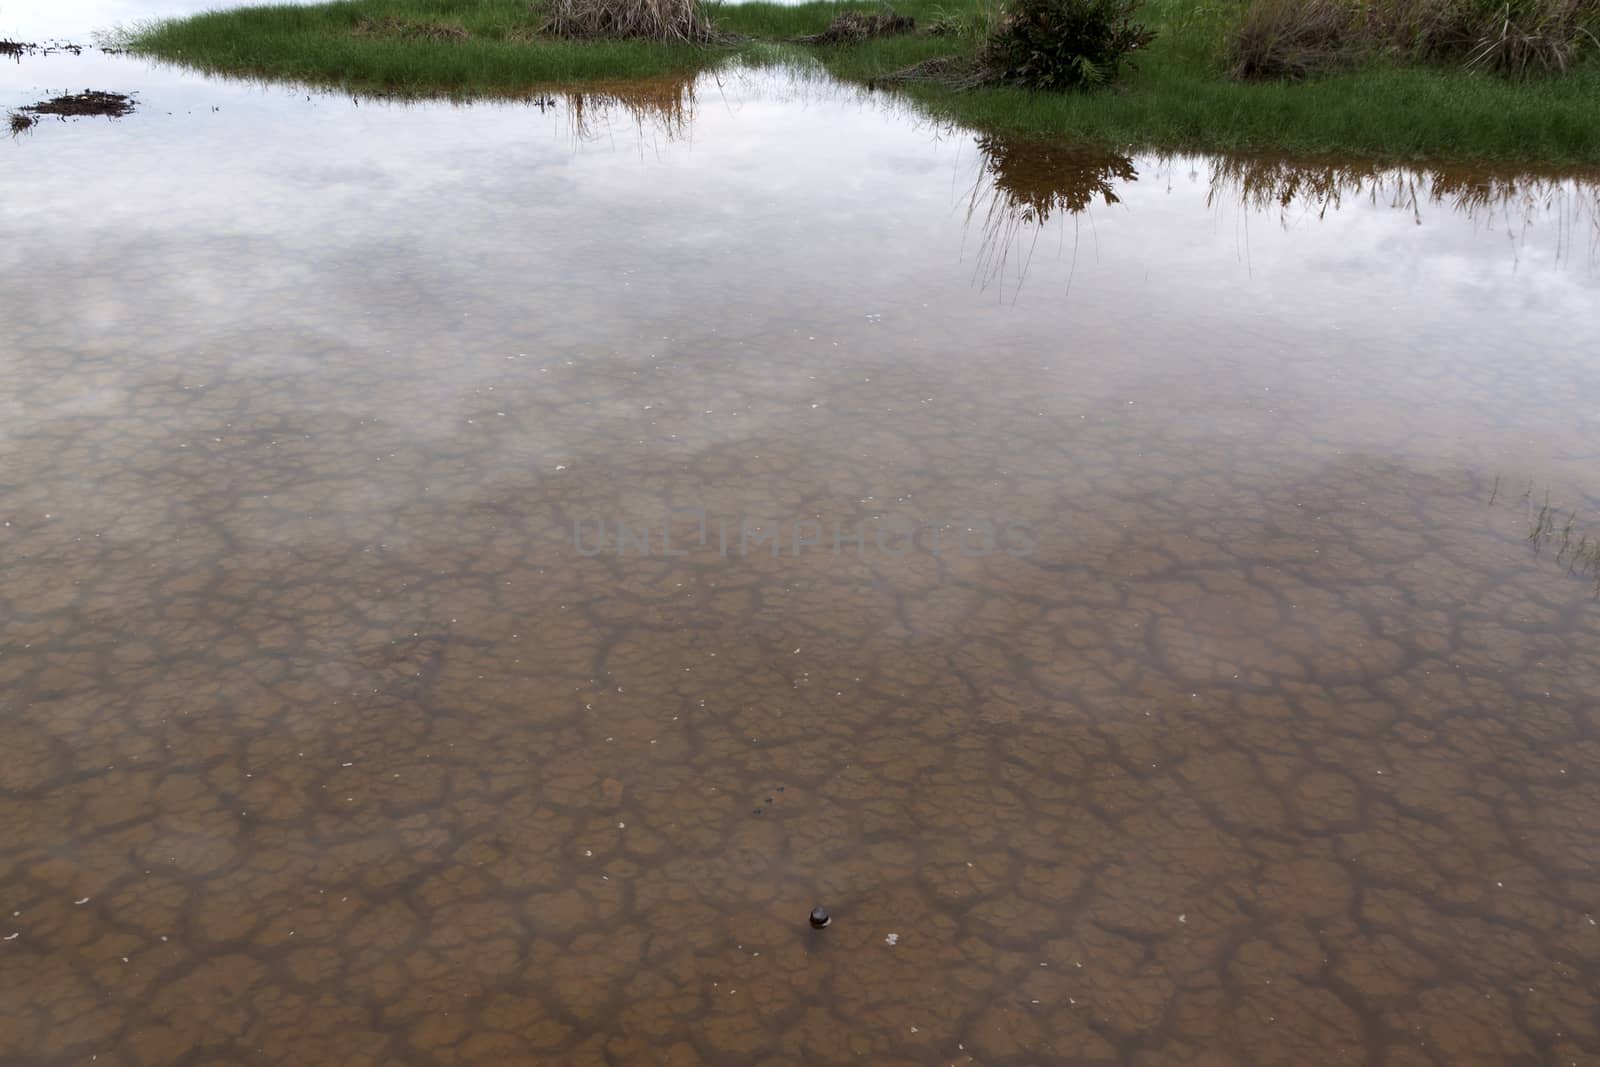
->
1462, 0, 1600, 76
794, 10, 920, 44
1232, 0, 1355, 79
543, 0, 719, 43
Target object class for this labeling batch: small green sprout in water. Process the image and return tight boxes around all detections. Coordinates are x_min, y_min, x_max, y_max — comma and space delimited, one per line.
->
1526, 490, 1600, 594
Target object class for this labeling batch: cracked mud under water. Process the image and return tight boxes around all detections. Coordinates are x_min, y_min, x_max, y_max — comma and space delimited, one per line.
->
4, 11, 1600, 1066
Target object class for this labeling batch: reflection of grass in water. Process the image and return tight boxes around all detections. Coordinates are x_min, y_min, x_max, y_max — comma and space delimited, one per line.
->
549, 74, 696, 140
966, 134, 1136, 289
1200, 154, 1600, 256
980, 134, 1137, 218
952, 145, 1599, 295
966, 143, 1598, 290
1208, 154, 1600, 213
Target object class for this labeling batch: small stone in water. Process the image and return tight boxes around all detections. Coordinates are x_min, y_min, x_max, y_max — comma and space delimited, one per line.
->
810, 906, 831, 929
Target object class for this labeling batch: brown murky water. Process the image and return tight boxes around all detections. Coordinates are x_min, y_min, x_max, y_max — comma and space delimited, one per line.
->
5, 14, 1600, 1065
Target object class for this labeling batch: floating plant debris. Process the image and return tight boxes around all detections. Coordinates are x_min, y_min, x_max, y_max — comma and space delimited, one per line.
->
21, 90, 136, 118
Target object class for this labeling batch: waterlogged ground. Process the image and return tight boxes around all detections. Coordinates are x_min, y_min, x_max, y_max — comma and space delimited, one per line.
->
6, 9, 1600, 1065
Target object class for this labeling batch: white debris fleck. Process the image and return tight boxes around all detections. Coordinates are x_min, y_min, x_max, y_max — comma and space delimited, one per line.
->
74, 898, 90, 906
2, 933, 17, 941
884, 932, 900, 946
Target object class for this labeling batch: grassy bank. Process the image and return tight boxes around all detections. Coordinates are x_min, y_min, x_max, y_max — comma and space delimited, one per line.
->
122, 0, 1600, 163
123, 0, 721, 87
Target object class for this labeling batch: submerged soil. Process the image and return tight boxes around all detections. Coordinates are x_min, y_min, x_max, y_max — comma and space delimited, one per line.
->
1, 56, 1600, 1067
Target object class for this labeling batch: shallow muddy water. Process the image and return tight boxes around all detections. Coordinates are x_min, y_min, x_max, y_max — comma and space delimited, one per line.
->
5, 9, 1600, 1065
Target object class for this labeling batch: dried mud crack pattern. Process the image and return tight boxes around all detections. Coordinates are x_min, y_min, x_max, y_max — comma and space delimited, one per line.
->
2, 180, 1600, 1067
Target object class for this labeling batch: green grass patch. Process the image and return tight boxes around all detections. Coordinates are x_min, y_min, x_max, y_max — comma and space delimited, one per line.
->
121, 0, 1600, 163
122, 0, 723, 90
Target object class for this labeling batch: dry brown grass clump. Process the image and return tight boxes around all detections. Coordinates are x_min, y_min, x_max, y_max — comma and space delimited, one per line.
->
8, 111, 38, 134
1231, 0, 1600, 79
1231, 0, 1355, 78
1458, 0, 1598, 75
1358, 0, 1599, 73
870, 53, 991, 87
794, 11, 918, 44
353, 17, 471, 41
541, 0, 718, 42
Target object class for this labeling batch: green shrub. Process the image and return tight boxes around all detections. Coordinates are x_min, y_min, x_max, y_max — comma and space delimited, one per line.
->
982, 0, 1157, 88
